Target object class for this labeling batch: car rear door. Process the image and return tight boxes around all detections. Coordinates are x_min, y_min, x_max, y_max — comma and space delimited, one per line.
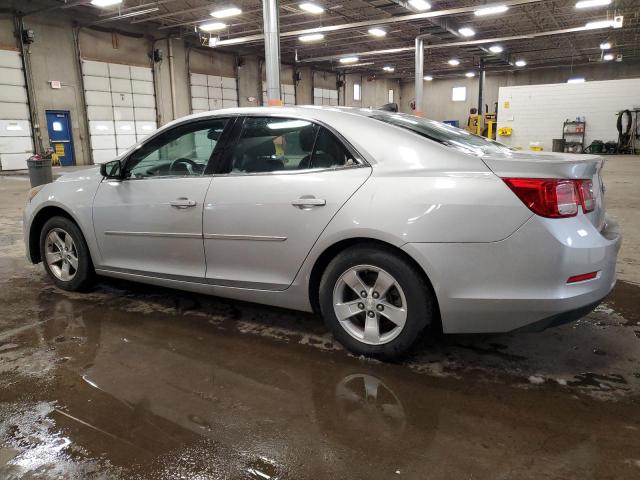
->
92, 117, 232, 279
203, 115, 371, 291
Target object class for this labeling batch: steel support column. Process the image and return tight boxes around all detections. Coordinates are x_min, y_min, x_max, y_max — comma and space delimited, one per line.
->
478, 58, 485, 116
414, 36, 424, 117
263, 0, 282, 106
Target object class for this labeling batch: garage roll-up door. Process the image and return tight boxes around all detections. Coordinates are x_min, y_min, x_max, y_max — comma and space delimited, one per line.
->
82, 60, 157, 164
313, 88, 338, 106
0, 49, 34, 171
190, 73, 239, 113
262, 84, 296, 106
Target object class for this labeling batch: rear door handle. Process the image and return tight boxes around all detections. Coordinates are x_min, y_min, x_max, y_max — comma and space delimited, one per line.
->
169, 197, 197, 208
291, 197, 326, 209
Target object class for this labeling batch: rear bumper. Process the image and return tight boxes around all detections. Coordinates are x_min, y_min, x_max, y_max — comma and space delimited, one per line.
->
403, 214, 621, 334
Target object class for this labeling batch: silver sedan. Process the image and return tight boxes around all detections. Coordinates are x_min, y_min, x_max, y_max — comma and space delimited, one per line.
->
23, 107, 621, 359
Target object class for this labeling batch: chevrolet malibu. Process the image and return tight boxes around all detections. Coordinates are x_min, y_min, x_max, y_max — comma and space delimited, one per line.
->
23, 107, 621, 359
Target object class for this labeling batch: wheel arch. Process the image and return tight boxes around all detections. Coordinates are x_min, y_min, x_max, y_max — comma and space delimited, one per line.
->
29, 205, 79, 264
308, 237, 441, 331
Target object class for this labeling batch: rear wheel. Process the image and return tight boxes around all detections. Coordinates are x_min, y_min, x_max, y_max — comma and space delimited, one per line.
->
319, 245, 434, 360
40, 216, 95, 291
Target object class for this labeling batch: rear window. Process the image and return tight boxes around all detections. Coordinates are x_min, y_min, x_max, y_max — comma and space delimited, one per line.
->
371, 113, 512, 156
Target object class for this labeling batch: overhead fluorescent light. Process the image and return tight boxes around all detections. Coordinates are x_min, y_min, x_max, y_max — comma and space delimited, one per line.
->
585, 19, 614, 29
208, 36, 220, 47
211, 6, 242, 18
383, 65, 395, 72
408, 0, 431, 11
199, 22, 227, 32
575, 0, 611, 8
91, 0, 122, 6
339, 57, 359, 64
599, 41, 611, 49
567, 77, 586, 83
447, 59, 460, 66
475, 4, 508, 16
299, 33, 324, 42
424, 75, 433, 81
458, 27, 476, 37
489, 45, 503, 53
339, 62, 374, 68
515, 59, 527, 67
299, 2, 324, 14
603, 53, 614, 61
465, 72, 475, 78
368, 27, 387, 37
104, 7, 159, 19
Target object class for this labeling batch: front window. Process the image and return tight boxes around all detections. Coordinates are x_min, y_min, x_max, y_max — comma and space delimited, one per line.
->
371, 112, 512, 156
125, 118, 228, 178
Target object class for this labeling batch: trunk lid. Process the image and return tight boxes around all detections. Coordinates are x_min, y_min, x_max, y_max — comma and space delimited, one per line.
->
481, 151, 606, 230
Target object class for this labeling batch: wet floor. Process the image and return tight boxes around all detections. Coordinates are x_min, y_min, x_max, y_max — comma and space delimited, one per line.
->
1, 172, 640, 479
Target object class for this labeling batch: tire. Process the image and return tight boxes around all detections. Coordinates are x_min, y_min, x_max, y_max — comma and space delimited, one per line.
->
319, 244, 434, 360
39, 216, 95, 291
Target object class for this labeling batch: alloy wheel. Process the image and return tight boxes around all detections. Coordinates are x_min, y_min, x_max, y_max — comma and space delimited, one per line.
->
45, 228, 78, 282
332, 265, 407, 345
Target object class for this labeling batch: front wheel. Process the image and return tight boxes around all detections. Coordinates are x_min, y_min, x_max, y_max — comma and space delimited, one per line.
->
40, 216, 95, 291
319, 245, 435, 360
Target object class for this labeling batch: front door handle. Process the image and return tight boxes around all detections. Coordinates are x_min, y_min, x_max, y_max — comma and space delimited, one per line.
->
169, 197, 197, 208
291, 197, 326, 209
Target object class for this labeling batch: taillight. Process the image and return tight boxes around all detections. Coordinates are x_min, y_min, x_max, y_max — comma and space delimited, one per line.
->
502, 178, 595, 218
578, 179, 595, 213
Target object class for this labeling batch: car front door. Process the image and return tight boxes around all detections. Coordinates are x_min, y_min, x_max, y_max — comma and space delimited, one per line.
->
203, 116, 371, 291
92, 117, 231, 279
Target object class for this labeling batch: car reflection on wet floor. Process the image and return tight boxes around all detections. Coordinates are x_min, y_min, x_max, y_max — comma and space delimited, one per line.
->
1, 275, 640, 479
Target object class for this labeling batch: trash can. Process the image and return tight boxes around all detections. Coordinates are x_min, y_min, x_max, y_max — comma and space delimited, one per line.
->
27, 154, 53, 188
552, 139, 565, 153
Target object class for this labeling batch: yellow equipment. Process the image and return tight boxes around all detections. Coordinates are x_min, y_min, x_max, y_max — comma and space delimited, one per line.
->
466, 108, 481, 135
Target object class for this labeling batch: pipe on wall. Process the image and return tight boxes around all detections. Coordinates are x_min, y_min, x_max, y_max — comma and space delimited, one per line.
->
414, 36, 424, 117
167, 38, 177, 120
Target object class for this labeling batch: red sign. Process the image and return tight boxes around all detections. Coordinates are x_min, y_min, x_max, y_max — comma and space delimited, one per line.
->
50, 80, 61, 89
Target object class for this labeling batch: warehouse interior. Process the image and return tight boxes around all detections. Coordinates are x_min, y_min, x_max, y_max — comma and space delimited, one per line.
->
1, 0, 640, 478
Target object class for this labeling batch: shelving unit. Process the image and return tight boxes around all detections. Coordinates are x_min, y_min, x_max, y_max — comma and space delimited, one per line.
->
562, 120, 586, 153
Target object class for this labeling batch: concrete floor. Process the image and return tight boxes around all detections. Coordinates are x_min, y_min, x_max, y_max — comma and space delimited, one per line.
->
1, 156, 639, 479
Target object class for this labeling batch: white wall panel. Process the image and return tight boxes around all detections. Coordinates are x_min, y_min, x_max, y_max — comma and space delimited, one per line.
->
0, 120, 31, 137
1, 153, 31, 170
85, 91, 112, 106
221, 76, 236, 89
83, 75, 110, 91
209, 98, 222, 110
497, 78, 640, 151
1, 103, 29, 120
135, 121, 156, 135
112, 92, 134, 107
0, 49, 33, 170
114, 121, 135, 135
90, 135, 116, 150
108, 63, 130, 79
110, 78, 132, 93
130, 66, 153, 81
190, 73, 207, 86
87, 106, 114, 121
81, 60, 109, 77
191, 85, 208, 98
0, 68, 25, 86
207, 75, 222, 86
209, 87, 223, 99
222, 88, 237, 101
0, 136, 33, 153
116, 134, 137, 149
0, 50, 22, 69
0, 85, 28, 103
89, 121, 115, 135
91, 149, 117, 164
132, 94, 155, 108
132, 80, 154, 95
133, 108, 156, 121
113, 107, 134, 120
222, 100, 237, 109
191, 97, 209, 110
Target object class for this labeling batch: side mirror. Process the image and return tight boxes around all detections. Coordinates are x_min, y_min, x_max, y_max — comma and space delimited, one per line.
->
100, 159, 122, 179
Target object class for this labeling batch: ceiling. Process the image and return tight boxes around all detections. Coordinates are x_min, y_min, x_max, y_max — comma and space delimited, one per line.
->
19, 0, 640, 78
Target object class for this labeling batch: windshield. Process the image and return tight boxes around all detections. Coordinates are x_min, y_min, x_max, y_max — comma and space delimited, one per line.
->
371, 112, 512, 156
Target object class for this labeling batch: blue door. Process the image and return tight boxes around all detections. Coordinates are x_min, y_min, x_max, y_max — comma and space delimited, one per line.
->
46, 111, 75, 166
